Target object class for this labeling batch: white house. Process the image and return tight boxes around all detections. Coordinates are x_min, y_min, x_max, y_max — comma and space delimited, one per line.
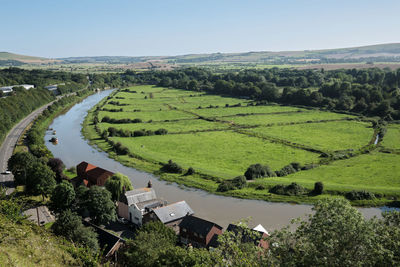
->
0, 84, 34, 93
117, 186, 166, 226
0, 86, 14, 93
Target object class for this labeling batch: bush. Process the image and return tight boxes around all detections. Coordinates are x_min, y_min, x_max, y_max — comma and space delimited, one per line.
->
269, 182, 306, 196
276, 164, 299, 177
155, 128, 168, 135
161, 160, 183, 173
312, 182, 324, 195
185, 167, 195, 176
244, 164, 275, 180
231, 175, 247, 189
217, 180, 235, 192
345, 190, 375, 201
255, 184, 266, 190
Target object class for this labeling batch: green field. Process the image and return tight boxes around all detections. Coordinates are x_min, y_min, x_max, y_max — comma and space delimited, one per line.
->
252, 152, 400, 196
381, 124, 400, 150
83, 85, 399, 206
221, 111, 355, 126
110, 131, 320, 178
247, 121, 373, 152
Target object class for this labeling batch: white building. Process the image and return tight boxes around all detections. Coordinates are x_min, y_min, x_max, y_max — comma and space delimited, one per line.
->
0, 84, 34, 93
117, 186, 166, 226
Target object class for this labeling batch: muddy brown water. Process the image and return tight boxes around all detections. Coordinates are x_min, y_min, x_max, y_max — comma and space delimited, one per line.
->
45, 90, 384, 231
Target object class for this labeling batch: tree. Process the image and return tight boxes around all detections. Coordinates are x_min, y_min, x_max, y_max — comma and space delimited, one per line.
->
265, 199, 386, 266
85, 185, 116, 225
7, 151, 37, 185
47, 158, 66, 183
119, 221, 177, 267
26, 161, 56, 200
312, 181, 324, 195
244, 164, 275, 180
49, 181, 76, 213
104, 172, 133, 202
51, 210, 99, 253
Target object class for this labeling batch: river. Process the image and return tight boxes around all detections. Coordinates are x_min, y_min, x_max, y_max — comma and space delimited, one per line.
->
45, 90, 383, 231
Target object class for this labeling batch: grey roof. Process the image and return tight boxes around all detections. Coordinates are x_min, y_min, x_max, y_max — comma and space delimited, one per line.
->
153, 201, 194, 224
124, 188, 157, 206
136, 199, 165, 211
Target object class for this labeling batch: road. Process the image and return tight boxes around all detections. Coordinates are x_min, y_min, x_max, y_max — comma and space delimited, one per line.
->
0, 102, 54, 194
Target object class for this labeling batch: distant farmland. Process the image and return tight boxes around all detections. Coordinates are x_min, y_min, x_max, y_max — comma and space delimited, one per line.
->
83, 85, 400, 205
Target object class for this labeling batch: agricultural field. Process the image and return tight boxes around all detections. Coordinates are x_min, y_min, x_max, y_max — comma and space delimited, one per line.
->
381, 124, 400, 150
220, 111, 355, 126
247, 121, 373, 152
84, 85, 400, 205
252, 152, 400, 196
110, 131, 320, 179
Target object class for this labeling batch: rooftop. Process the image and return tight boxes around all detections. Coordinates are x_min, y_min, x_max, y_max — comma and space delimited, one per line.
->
122, 188, 157, 206
179, 215, 222, 236
152, 201, 194, 224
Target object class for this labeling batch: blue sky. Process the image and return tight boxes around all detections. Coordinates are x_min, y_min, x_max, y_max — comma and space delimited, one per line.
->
1, 0, 399, 58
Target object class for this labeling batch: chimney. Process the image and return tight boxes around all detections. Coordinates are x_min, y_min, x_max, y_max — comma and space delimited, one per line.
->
147, 180, 152, 188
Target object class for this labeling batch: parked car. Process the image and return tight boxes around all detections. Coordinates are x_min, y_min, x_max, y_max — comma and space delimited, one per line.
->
1, 170, 11, 175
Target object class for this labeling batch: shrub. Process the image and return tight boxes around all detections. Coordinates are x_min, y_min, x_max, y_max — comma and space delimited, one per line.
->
345, 190, 375, 201
255, 184, 266, 190
269, 183, 306, 196
231, 175, 247, 189
276, 164, 297, 177
185, 167, 195, 176
155, 128, 168, 135
161, 160, 183, 173
133, 130, 146, 137
217, 181, 235, 192
312, 182, 324, 195
244, 164, 275, 180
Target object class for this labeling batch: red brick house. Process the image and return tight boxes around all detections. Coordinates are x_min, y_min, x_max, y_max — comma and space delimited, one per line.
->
76, 161, 114, 187
179, 215, 223, 248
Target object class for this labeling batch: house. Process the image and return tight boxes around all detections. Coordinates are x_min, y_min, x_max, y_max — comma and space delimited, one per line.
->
226, 223, 269, 249
179, 215, 223, 248
83, 220, 125, 261
143, 200, 194, 233
118, 185, 166, 226
0, 86, 14, 93
76, 161, 114, 187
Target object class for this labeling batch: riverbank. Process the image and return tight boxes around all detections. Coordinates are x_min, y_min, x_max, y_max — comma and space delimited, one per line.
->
81, 88, 398, 207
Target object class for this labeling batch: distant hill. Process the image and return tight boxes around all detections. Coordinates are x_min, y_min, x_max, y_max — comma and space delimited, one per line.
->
58, 43, 400, 65
3, 43, 400, 67
0, 52, 58, 65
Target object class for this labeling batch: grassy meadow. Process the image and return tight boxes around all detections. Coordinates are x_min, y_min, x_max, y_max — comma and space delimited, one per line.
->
83, 85, 400, 205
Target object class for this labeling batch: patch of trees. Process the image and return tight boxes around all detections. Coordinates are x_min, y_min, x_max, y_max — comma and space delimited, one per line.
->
108, 140, 130, 155
345, 190, 376, 200
161, 159, 183, 173
217, 175, 247, 192
269, 182, 306, 196
101, 116, 142, 124
244, 164, 276, 180
101, 107, 123, 112
106, 127, 168, 137
107, 100, 128, 106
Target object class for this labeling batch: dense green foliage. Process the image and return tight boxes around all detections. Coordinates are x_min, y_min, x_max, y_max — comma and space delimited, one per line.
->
117, 199, 400, 266
104, 172, 133, 201
51, 210, 99, 253
83, 185, 117, 225
49, 181, 76, 214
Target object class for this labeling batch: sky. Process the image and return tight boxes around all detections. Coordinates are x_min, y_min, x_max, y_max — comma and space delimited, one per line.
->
1, 0, 399, 58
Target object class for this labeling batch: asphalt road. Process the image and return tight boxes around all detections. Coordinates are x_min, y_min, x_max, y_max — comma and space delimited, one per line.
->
0, 102, 54, 194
